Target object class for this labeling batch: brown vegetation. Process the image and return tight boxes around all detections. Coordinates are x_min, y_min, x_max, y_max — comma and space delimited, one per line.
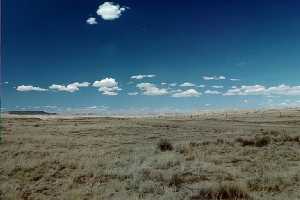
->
1, 109, 300, 199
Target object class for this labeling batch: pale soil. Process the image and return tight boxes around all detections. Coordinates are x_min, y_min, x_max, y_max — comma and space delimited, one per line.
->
1, 109, 300, 200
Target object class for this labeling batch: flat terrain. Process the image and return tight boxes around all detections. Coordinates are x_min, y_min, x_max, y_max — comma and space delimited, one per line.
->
1, 109, 300, 200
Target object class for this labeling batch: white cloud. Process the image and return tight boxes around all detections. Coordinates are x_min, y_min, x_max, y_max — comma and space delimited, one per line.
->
16, 85, 47, 92
128, 92, 138, 96
96, 2, 128, 20
169, 83, 177, 87
203, 76, 226, 80
130, 74, 156, 80
86, 17, 98, 25
197, 85, 205, 88
179, 82, 195, 87
230, 78, 240, 81
86, 106, 97, 109
93, 78, 121, 95
172, 89, 201, 98
1, 81, 9, 86
49, 82, 90, 93
224, 84, 300, 96
137, 83, 168, 96
204, 90, 221, 95
161, 82, 167, 85
211, 85, 224, 89
224, 85, 266, 96
267, 85, 300, 95
72, 82, 90, 87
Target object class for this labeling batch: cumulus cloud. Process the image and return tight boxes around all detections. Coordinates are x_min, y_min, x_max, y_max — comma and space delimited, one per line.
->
93, 78, 121, 95
203, 76, 226, 80
130, 74, 156, 80
267, 85, 300, 96
96, 2, 128, 20
172, 89, 201, 98
197, 85, 205, 88
16, 85, 48, 92
224, 85, 266, 96
179, 82, 195, 87
169, 83, 177, 87
49, 82, 90, 93
224, 84, 300, 96
230, 78, 240, 81
204, 90, 221, 95
86, 17, 98, 25
211, 85, 224, 89
136, 83, 168, 96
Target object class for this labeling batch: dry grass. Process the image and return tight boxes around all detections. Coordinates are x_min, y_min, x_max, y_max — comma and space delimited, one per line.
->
235, 136, 271, 147
190, 182, 251, 200
1, 108, 300, 199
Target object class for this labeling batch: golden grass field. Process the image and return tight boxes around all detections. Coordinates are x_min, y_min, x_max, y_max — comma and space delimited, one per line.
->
1, 108, 300, 200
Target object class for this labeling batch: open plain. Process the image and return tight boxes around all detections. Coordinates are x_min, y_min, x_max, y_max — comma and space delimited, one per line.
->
1, 108, 300, 200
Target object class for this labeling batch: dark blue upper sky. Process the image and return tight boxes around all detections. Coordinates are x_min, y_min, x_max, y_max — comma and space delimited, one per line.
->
2, 0, 300, 113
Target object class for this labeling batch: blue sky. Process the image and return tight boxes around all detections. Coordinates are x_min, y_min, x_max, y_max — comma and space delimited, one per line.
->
2, 0, 300, 113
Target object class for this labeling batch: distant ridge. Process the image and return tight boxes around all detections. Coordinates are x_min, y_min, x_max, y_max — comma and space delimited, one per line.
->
7, 111, 57, 115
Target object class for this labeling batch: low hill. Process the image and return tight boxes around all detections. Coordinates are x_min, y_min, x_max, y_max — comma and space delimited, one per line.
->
6, 111, 57, 115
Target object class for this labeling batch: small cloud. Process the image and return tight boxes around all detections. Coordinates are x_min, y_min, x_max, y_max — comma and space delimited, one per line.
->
93, 78, 121, 96
96, 2, 128, 20
0, 81, 9, 86
204, 90, 221, 95
86, 17, 98, 25
179, 82, 195, 87
197, 85, 205, 88
161, 82, 167, 85
137, 83, 168, 96
49, 82, 90, 93
169, 83, 177, 87
230, 78, 240, 81
85, 106, 97, 109
16, 85, 48, 92
128, 92, 138, 96
43, 105, 58, 109
243, 99, 248, 103
211, 85, 224, 89
203, 76, 226, 80
172, 89, 201, 98
130, 74, 156, 80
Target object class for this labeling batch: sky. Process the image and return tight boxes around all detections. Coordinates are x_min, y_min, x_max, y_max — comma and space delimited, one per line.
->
2, 0, 300, 113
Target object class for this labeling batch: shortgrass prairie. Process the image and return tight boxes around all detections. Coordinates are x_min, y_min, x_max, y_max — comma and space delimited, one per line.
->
1, 109, 300, 199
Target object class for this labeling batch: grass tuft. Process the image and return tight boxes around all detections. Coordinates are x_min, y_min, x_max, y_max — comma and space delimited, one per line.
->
236, 136, 270, 147
157, 139, 173, 152
190, 182, 251, 200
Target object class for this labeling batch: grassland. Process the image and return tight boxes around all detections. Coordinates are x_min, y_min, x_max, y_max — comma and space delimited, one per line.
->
1, 109, 300, 199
